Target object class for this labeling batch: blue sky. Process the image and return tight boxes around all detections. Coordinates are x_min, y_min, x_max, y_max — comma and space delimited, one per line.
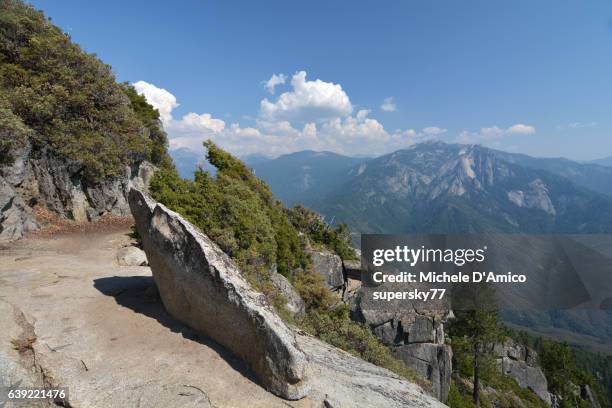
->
30, 0, 612, 160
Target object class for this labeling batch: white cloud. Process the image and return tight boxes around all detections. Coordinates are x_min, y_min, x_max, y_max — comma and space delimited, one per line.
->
456, 123, 536, 144
135, 78, 448, 158
506, 123, 536, 135
264, 73, 287, 94
133, 80, 178, 124
174, 112, 225, 133
422, 126, 448, 136
260, 71, 353, 122
133, 81, 227, 153
381, 97, 396, 112
169, 109, 426, 158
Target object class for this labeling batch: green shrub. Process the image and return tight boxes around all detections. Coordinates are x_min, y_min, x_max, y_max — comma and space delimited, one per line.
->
287, 205, 358, 260
0, 95, 29, 165
150, 141, 307, 278
447, 382, 476, 408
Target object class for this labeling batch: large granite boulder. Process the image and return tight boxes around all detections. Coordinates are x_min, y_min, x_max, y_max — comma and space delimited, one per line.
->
306, 249, 344, 290
495, 339, 551, 404
129, 189, 309, 400
129, 190, 447, 407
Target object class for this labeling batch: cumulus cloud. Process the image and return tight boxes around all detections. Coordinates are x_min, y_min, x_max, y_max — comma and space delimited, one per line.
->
264, 73, 287, 94
456, 123, 536, 144
260, 71, 353, 122
133, 80, 178, 124
174, 112, 225, 133
135, 78, 448, 158
381, 97, 396, 112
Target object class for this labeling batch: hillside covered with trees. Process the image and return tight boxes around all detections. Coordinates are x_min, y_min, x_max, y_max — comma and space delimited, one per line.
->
0, 0, 169, 180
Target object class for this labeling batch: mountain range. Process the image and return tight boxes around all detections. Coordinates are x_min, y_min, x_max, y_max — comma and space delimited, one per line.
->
248, 142, 612, 348
172, 142, 612, 235
244, 142, 612, 235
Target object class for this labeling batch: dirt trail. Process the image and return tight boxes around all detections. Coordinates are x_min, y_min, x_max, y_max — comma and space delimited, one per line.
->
0, 228, 311, 407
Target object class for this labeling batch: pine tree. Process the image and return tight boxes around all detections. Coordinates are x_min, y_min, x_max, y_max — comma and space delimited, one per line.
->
449, 282, 505, 406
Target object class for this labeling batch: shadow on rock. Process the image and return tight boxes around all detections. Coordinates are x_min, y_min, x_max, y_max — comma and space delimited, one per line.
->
93, 275, 260, 385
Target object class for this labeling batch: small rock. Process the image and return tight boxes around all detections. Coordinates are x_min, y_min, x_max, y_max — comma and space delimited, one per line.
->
116, 246, 148, 266
270, 271, 306, 317
307, 249, 344, 290
393, 343, 452, 402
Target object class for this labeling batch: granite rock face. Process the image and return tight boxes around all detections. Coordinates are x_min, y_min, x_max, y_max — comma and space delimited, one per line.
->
0, 142, 155, 241
393, 343, 452, 403
129, 189, 310, 400
306, 249, 344, 290
495, 339, 551, 405
297, 333, 447, 408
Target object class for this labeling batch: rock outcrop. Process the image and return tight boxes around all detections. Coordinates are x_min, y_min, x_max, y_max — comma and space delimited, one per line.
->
306, 249, 344, 291
269, 271, 306, 317
351, 287, 452, 402
0, 142, 155, 241
394, 343, 452, 402
129, 189, 446, 407
495, 340, 551, 404
130, 189, 310, 399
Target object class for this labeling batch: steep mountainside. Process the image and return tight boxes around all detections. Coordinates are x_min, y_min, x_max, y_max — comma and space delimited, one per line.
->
250, 150, 367, 207
312, 142, 612, 234
492, 150, 612, 197
0, 0, 169, 240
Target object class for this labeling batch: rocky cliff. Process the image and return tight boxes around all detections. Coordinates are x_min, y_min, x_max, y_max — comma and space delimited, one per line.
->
350, 286, 453, 402
495, 340, 551, 404
305, 247, 453, 403
0, 142, 155, 241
